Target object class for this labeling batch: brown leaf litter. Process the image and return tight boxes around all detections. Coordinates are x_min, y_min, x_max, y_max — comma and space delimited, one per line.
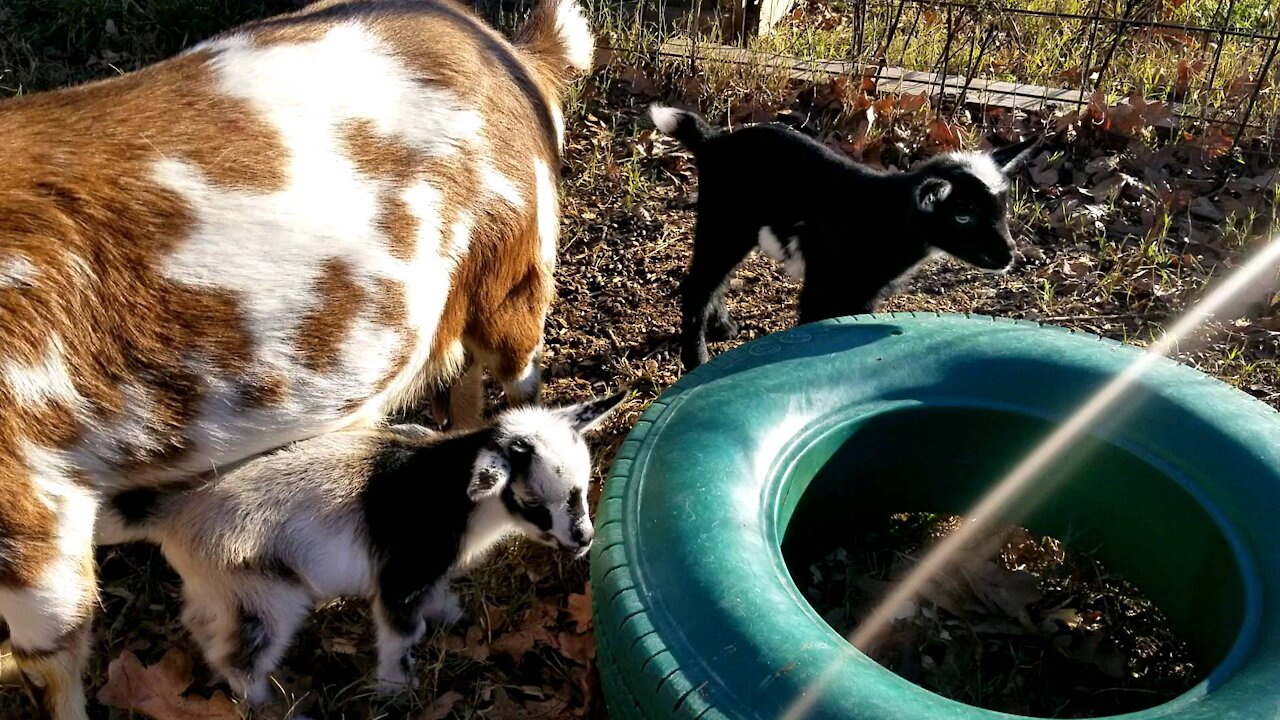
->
799, 513, 1200, 717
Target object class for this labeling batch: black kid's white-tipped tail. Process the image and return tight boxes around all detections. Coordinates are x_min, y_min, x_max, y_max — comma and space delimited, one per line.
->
648, 105, 717, 157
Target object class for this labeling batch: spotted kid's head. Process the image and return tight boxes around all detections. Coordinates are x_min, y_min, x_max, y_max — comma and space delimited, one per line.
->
467, 392, 626, 556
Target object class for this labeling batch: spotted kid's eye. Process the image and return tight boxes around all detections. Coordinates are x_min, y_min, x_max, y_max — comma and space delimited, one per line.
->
955, 214, 974, 225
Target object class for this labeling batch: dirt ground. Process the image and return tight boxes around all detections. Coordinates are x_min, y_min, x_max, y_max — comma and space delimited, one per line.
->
2, 14, 1279, 719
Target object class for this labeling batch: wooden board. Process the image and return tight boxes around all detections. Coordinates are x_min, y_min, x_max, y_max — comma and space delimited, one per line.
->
657, 38, 1092, 113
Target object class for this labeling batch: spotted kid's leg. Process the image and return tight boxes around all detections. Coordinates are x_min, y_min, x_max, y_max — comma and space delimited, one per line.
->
229, 587, 311, 708
180, 586, 249, 700
0, 480, 98, 720
420, 578, 464, 627
183, 580, 310, 708
371, 591, 431, 695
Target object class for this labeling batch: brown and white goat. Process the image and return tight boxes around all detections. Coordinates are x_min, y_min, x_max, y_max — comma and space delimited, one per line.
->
0, 0, 593, 716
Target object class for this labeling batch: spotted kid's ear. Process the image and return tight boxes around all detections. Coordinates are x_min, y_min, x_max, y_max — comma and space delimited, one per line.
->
915, 177, 952, 213
556, 390, 628, 433
469, 446, 511, 500
506, 437, 535, 475
991, 135, 1039, 175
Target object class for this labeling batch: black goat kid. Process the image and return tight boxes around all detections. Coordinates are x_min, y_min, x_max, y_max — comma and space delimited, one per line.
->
650, 105, 1038, 370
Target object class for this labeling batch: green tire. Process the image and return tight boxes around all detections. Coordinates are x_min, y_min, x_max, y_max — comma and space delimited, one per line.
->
592, 313, 1280, 720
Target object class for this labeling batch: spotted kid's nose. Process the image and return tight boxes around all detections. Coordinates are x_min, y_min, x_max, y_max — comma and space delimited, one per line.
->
572, 525, 594, 555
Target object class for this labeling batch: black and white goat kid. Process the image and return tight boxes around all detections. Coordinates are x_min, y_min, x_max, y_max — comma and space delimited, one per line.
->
99, 393, 625, 708
649, 105, 1038, 370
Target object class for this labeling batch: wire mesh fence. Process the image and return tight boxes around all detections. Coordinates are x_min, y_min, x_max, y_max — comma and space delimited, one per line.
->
475, 0, 1278, 141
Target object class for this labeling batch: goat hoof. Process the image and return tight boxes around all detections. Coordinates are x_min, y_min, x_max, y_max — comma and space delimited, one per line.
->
706, 318, 740, 341
682, 350, 708, 372
375, 675, 413, 697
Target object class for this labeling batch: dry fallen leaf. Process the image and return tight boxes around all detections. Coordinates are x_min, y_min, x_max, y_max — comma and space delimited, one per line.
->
926, 118, 960, 150
489, 600, 559, 664
1029, 155, 1060, 187
858, 67, 877, 93
484, 688, 570, 720
556, 631, 597, 667
1190, 196, 1224, 222
1043, 607, 1084, 631
97, 649, 239, 720
730, 100, 774, 124
321, 636, 359, 655
1056, 66, 1083, 85
671, 75, 701, 103
466, 623, 491, 662
615, 67, 658, 98
897, 92, 928, 113
1054, 634, 1127, 679
1174, 58, 1204, 98
566, 585, 593, 634
1086, 91, 1108, 124
420, 689, 465, 720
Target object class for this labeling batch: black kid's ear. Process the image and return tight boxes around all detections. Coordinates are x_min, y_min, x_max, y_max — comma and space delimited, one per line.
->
558, 390, 629, 433
468, 447, 511, 500
915, 177, 952, 213
991, 136, 1039, 175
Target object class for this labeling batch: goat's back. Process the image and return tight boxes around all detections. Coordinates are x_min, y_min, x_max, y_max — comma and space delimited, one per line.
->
0, 0, 564, 483
0, 0, 578, 588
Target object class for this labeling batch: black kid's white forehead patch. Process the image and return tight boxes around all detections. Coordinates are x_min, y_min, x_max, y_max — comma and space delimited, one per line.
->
953, 152, 1009, 194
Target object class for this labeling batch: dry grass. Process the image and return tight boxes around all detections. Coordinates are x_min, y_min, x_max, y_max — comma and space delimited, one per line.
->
749, 0, 1280, 133
1, 2, 1279, 718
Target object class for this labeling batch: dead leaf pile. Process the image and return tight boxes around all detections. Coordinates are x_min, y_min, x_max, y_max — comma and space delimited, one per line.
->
439, 583, 600, 718
800, 513, 1199, 717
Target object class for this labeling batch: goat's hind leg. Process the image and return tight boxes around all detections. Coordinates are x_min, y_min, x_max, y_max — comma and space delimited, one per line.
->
680, 220, 753, 370
184, 579, 310, 708
465, 274, 550, 410
704, 291, 740, 341
0, 481, 98, 720
434, 360, 487, 432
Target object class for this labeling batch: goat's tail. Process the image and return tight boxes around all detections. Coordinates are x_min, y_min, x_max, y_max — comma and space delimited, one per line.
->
514, 0, 594, 83
648, 105, 716, 157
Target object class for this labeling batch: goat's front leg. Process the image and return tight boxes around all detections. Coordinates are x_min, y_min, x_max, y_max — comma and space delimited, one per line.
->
371, 593, 431, 695
0, 480, 97, 720
497, 348, 541, 407
466, 275, 549, 408
797, 268, 878, 325
371, 559, 454, 695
